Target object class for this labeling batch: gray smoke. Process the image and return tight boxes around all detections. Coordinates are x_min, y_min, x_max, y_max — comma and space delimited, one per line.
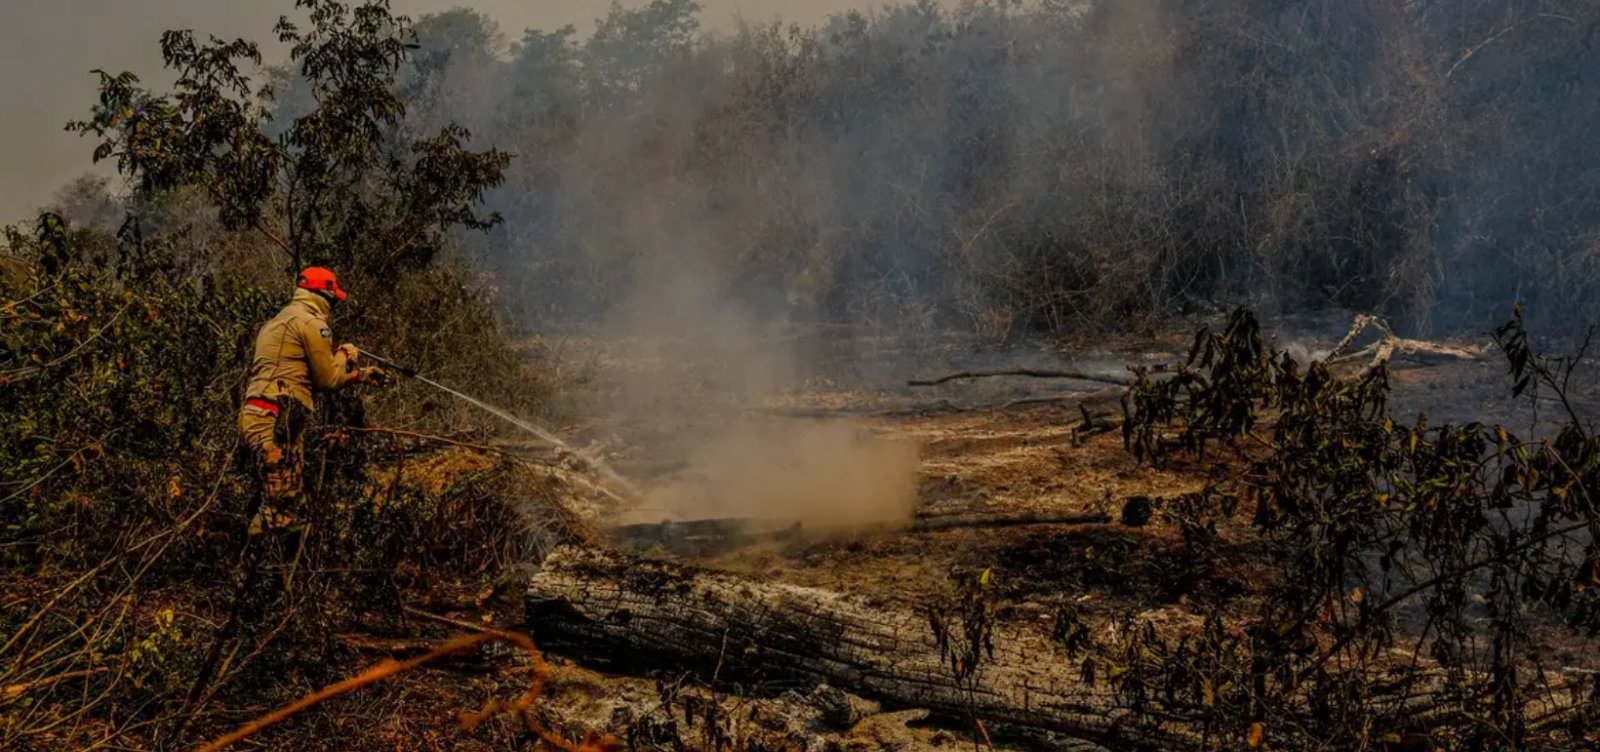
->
0, 0, 871, 224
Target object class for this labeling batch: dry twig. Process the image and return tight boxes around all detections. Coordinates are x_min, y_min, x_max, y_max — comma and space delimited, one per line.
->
194, 629, 615, 752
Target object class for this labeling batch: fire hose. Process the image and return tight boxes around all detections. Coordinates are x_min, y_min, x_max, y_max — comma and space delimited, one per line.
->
355, 347, 642, 502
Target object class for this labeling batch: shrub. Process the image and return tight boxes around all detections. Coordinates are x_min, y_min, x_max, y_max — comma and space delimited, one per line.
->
1098, 307, 1600, 748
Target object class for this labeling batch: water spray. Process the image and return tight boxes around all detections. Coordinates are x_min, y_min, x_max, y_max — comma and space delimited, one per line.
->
358, 348, 642, 502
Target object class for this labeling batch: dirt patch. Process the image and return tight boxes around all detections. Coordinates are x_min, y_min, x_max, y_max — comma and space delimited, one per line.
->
544, 328, 1600, 748
683, 400, 1219, 613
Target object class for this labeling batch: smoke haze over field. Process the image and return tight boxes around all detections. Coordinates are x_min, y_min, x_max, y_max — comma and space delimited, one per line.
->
20, 0, 1600, 337
0, 0, 871, 224
582, 193, 922, 529
12, 0, 1600, 528
0, 0, 919, 530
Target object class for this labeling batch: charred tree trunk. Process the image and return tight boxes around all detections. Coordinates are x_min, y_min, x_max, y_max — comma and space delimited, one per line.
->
524, 549, 1541, 748
525, 546, 1198, 750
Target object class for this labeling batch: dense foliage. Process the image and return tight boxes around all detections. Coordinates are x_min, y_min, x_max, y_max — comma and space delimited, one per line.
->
1, 3, 561, 748
66, 0, 510, 282
1, 216, 278, 561
0, 235, 564, 747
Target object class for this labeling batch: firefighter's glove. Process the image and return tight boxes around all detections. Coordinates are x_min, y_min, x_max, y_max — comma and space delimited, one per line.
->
336, 343, 360, 363
358, 366, 390, 387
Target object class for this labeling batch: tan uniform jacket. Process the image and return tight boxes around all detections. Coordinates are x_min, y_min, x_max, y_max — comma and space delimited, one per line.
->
243, 288, 359, 412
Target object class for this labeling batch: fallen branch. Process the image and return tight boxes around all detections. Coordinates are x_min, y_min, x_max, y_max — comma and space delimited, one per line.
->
1327, 313, 1380, 359
1, 666, 109, 700
909, 368, 1135, 388
606, 511, 1115, 555
402, 604, 497, 633
910, 511, 1112, 532
755, 387, 1127, 420
1073, 402, 1118, 441
333, 634, 441, 656
1325, 314, 1483, 372
194, 629, 607, 752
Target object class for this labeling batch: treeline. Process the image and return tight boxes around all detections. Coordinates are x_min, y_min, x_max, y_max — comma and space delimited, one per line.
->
355, 0, 1600, 337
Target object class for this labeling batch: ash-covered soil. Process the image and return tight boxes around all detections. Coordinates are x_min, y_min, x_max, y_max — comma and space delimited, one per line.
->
516, 317, 1600, 749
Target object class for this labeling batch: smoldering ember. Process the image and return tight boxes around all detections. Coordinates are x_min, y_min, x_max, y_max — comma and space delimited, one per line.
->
3, 1, 1599, 750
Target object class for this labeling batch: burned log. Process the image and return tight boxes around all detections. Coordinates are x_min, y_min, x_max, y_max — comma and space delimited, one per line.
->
606, 513, 1114, 556
604, 517, 803, 556
526, 545, 1197, 749
527, 548, 1590, 750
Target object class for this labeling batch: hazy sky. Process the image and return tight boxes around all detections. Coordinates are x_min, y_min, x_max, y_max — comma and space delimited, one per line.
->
0, 0, 870, 224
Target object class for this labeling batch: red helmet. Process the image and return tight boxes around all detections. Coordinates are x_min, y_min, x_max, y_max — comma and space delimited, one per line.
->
296, 267, 347, 301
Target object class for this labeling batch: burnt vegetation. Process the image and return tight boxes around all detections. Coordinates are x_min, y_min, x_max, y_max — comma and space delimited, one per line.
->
4, 0, 1600, 750
363, 0, 1600, 339
1100, 309, 1600, 749
4, 2, 572, 749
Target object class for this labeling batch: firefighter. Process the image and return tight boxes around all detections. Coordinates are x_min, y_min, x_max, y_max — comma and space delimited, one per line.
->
239, 267, 387, 534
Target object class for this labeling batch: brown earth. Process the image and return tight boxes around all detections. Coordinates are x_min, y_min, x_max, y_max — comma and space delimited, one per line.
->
509, 318, 1600, 748
251, 322, 1599, 751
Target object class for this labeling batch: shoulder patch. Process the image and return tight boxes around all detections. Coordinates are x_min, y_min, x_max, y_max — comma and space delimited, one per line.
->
319, 327, 332, 339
